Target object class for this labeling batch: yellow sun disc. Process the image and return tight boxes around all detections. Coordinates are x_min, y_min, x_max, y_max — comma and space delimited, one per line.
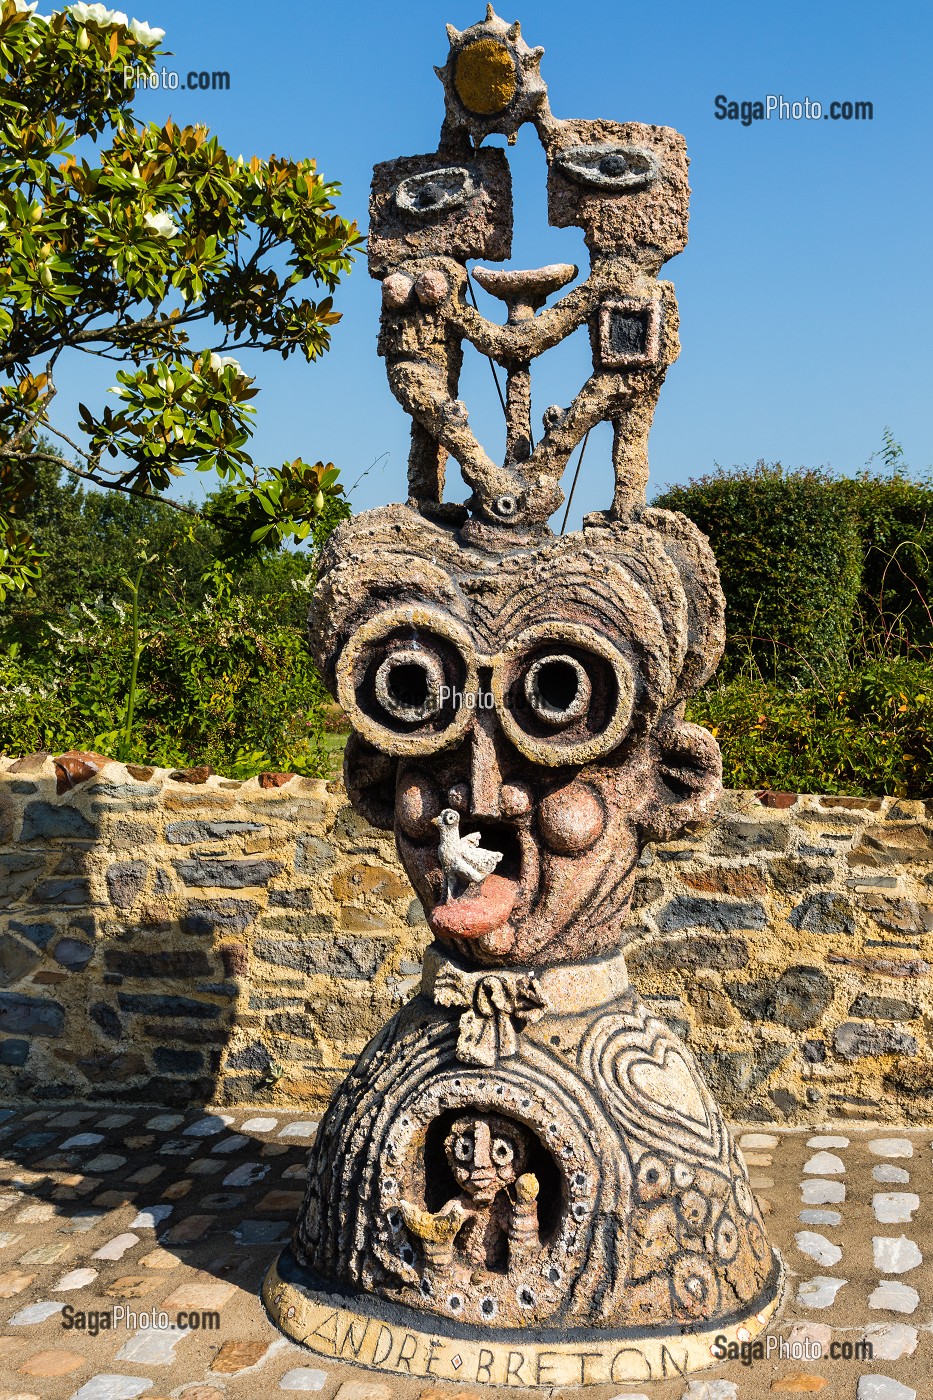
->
454, 39, 517, 115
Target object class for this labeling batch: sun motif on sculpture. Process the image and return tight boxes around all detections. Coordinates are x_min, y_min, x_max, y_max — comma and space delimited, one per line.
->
435, 5, 547, 145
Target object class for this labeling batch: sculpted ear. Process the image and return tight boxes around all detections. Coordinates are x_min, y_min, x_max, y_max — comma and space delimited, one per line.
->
343, 733, 398, 831
637, 716, 722, 844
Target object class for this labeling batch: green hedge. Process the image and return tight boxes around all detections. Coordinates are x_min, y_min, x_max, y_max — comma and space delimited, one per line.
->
655, 463, 863, 678
837, 472, 933, 651
656, 463, 933, 676
688, 657, 933, 798
0, 593, 336, 777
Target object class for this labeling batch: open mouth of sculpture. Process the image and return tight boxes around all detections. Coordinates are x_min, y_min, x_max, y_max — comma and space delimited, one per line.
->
428, 819, 529, 941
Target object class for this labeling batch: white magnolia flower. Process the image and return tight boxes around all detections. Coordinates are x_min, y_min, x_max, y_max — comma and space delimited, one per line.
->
143, 210, 176, 237
68, 3, 129, 25
127, 15, 164, 45
209, 353, 243, 374
13, 2, 39, 15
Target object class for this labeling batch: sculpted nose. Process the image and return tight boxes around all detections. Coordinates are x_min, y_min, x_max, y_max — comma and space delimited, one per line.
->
468, 704, 504, 818
472, 1121, 492, 1170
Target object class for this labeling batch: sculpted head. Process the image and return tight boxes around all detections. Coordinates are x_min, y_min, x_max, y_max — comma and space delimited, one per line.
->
311, 501, 724, 968
445, 1112, 529, 1205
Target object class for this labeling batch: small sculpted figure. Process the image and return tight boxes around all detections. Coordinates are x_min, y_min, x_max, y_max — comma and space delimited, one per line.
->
400, 1113, 539, 1278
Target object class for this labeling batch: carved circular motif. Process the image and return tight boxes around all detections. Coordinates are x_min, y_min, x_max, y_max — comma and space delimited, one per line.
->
335, 606, 477, 756
671, 1254, 719, 1320
454, 38, 517, 114
491, 622, 635, 766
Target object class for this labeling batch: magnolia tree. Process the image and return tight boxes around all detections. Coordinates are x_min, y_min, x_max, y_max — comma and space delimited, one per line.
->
0, 0, 361, 597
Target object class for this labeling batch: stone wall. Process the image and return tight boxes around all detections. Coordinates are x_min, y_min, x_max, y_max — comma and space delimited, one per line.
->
1, 754, 932, 1122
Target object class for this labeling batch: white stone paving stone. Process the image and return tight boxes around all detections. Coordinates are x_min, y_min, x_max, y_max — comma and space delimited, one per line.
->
803, 1150, 846, 1175
95, 1114, 134, 1129
796, 1275, 847, 1308
85, 1153, 126, 1172
115, 1324, 189, 1364
680, 1381, 738, 1399
873, 1193, 920, 1224
159, 1138, 197, 1156
861, 1323, 919, 1360
795, 1230, 843, 1265
868, 1280, 920, 1313
801, 1178, 846, 1204
53, 1267, 99, 1290
15, 1200, 55, 1222
242, 1116, 279, 1133
59, 1132, 105, 1149
92, 1233, 140, 1261
49, 1109, 94, 1126
129, 1205, 174, 1229
8, 1298, 66, 1324
874, 1165, 911, 1184
799, 1209, 842, 1226
277, 1377, 334, 1397
211, 1133, 250, 1154
67, 1379, 154, 1400
807, 1135, 850, 1148
856, 1378, 916, 1400
869, 1138, 914, 1158
787, 1322, 832, 1350
739, 1132, 779, 1149
223, 1162, 270, 1187
873, 1236, 923, 1273
144, 1113, 184, 1130
278, 1121, 318, 1139
182, 1113, 233, 1137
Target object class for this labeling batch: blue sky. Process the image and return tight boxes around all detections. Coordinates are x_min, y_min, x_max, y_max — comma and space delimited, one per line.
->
51, 0, 933, 528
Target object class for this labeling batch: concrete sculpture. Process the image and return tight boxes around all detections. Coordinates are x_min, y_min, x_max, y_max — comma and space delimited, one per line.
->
265, 9, 784, 1386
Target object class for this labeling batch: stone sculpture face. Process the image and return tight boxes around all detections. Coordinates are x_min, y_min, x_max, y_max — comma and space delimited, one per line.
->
445, 1112, 528, 1203
312, 505, 725, 966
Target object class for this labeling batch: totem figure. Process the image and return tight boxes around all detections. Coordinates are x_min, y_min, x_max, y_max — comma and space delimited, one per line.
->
265, 10, 784, 1387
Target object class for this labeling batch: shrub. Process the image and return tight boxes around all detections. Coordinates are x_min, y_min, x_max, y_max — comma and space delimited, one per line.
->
837, 471, 933, 652
0, 590, 335, 777
656, 463, 862, 678
687, 656, 933, 798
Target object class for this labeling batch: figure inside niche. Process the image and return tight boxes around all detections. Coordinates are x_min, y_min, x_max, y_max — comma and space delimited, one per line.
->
400, 1112, 540, 1277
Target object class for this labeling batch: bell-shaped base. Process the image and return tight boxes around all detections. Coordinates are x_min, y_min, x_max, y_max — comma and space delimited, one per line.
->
264, 1246, 784, 1388
268, 942, 784, 1383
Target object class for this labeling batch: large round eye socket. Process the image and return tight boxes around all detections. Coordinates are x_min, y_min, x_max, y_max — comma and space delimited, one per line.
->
552, 143, 659, 193
395, 166, 476, 219
374, 647, 444, 724
524, 654, 591, 727
453, 1134, 474, 1163
492, 623, 635, 766
335, 607, 477, 757
491, 1136, 515, 1167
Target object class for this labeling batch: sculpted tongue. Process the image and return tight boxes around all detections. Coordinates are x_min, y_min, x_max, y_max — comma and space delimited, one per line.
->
428, 873, 519, 940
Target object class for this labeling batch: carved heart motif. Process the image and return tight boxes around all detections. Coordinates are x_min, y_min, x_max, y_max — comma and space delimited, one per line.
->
597, 1028, 727, 1164
628, 1046, 709, 1128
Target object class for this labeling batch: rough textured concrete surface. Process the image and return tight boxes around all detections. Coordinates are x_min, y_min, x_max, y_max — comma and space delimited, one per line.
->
274, 5, 788, 1369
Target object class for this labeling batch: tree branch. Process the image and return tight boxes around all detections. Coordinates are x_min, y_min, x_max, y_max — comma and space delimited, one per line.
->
1, 446, 203, 518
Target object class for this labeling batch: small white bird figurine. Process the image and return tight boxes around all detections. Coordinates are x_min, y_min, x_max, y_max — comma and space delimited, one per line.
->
432, 808, 503, 901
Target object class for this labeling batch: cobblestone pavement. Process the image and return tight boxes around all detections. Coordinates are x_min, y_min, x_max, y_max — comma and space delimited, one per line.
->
0, 1107, 930, 1400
